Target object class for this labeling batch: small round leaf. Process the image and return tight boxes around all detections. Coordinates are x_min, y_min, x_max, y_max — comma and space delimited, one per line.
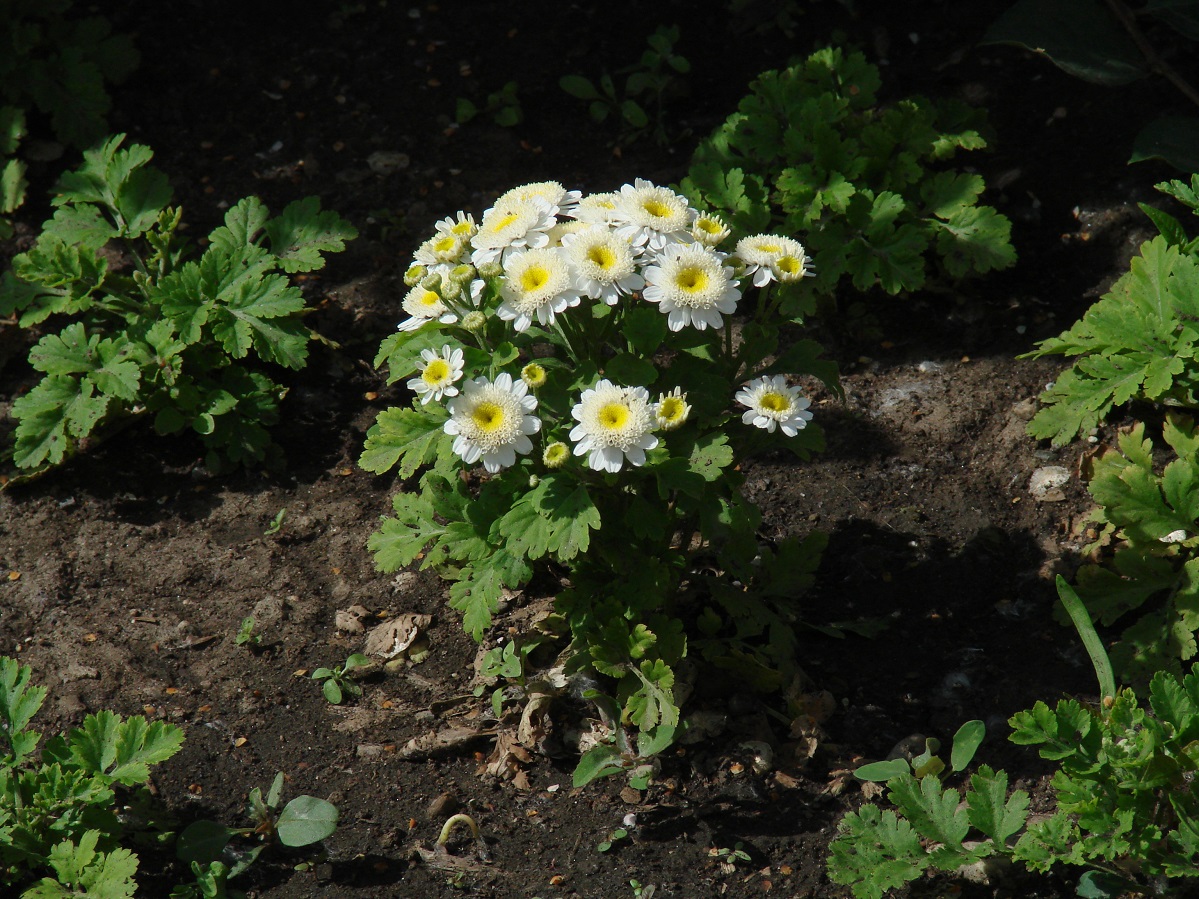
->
276, 796, 339, 847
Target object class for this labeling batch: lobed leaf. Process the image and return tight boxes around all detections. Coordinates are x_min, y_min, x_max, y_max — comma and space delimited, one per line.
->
827, 804, 928, 899
359, 407, 450, 478
966, 765, 1029, 843
264, 196, 358, 273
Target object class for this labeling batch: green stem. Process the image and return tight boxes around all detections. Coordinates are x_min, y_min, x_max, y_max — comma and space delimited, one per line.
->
1055, 575, 1116, 703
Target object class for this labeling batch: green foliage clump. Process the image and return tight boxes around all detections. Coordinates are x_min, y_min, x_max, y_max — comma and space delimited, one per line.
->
1, 106, 29, 239
829, 668, 1199, 898
1, 134, 356, 474
680, 46, 1015, 301
1024, 177, 1199, 446
560, 24, 691, 147
0, 656, 185, 897
0, 0, 138, 150
1068, 415, 1199, 682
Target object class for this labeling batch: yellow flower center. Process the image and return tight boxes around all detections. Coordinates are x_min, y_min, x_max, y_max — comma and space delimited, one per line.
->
470, 402, 505, 432
422, 359, 451, 385
419, 290, 441, 308
434, 236, 457, 253
521, 363, 547, 388
760, 392, 790, 413
451, 221, 473, 235
697, 219, 721, 234
642, 199, 672, 219
597, 402, 630, 430
676, 267, 709, 293
587, 245, 616, 269
520, 266, 550, 292
776, 256, 802, 275
659, 397, 685, 423
760, 242, 782, 254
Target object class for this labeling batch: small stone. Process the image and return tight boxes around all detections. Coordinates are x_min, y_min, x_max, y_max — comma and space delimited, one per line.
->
367, 151, 410, 175
1029, 466, 1071, 501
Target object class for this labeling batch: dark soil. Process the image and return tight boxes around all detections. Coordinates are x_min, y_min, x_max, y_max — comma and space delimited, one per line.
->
1, 1, 1189, 896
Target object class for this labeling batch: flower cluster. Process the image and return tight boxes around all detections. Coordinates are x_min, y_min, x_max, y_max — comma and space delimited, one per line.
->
395, 179, 816, 474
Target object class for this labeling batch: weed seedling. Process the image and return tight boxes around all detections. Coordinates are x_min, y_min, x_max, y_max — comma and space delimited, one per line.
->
596, 827, 629, 852
310, 653, 372, 704
234, 616, 260, 647
176, 772, 339, 893
709, 842, 751, 874
263, 508, 287, 536
456, 81, 522, 128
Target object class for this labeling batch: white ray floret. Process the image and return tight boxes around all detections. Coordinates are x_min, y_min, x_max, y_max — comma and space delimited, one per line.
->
406, 345, 465, 404
570, 380, 659, 473
735, 375, 813, 436
434, 211, 478, 240
642, 243, 741, 331
496, 247, 582, 331
570, 191, 622, 224
444, 373, 541, 473
414, 232, 468, 268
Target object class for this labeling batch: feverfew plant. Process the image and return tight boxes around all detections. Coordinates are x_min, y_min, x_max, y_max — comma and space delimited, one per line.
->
0, 134, 356, 474
362, 179, 839, 771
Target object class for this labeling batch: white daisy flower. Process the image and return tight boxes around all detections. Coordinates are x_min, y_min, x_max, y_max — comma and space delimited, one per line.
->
406, 345, 465, 404
691, 212, 731, 247
735, 375, 813, 436
470, 196, 558, 266
642, 243, 741, 331
414, 232, 468, 270
495, 181, 582, 215
561, 226, 644, 304
444, 373, 541, 473
496, 247, 582, 332
613, 178, 694, 250
570, 191, 622, 224
570, 380, 659, 473
771, 237, 813, 283
434, 211, 478, 240
398, 284, 457, 331
735, 234, 811, 287
654, 387, 691, 431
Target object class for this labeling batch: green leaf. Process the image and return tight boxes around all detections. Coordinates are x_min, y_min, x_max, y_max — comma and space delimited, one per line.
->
827, 804, 928, 898
983, 0, 1146, 85
1, 156, 27, 215
367, 491, 442, 571
854, 759, 912, 782
54, 134, 171, 237
933, 205, 1016, 278
1131, 116, 1199, 172
950, 720, 986, 772
359, 407, 451, 478
449, 564, 506, 640
264, 196, 358, 273
887, 773, 970, 850
12, 376, 110, 468
275, 796, 339, 846
69, 710, 185, 785
208, 196, 270, 254
559, 75, 599, 100
687, 432, 733, 482
966, 765, 1029, 842
176, 820, 236, 866
0, 656, 47, 763
572, 743, 625, 787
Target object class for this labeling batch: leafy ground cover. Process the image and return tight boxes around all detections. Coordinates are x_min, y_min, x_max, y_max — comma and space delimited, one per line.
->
1, 0, 1190, 896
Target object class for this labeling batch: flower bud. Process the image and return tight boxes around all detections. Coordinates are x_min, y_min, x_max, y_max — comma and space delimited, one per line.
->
521, 363, 547, 389
404, 264, 426, 287
543, 441, 569, 469
476, 259, 503, 279
461, 310, 487, 332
